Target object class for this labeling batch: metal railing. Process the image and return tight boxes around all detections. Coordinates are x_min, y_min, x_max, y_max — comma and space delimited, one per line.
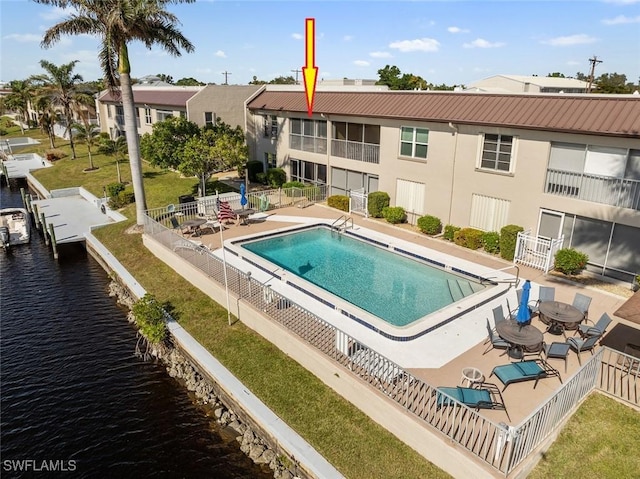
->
545, 169, 640, 210
331, 139, 380, 164
514, 230, 564, 273
143, 210, 639, 476
289, 134, 328, 154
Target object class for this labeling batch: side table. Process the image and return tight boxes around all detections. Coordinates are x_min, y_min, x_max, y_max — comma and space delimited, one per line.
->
461, 367, 484, 387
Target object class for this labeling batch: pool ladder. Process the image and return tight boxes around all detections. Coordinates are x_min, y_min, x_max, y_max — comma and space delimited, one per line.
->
331, 215, 353, 233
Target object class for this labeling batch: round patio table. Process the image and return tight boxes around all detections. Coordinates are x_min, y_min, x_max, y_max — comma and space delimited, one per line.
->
495, 320, 544, 359
538, 301, 584, 335
181, 218, 206, 236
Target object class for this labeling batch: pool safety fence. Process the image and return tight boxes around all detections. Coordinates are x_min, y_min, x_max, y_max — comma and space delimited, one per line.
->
143, 213, 639, 477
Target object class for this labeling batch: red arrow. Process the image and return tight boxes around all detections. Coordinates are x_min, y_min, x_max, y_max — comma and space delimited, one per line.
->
302, 18, 318, 117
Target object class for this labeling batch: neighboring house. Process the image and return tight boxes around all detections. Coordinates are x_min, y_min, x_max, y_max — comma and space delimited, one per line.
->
95, 85, 203, 139
246, 90, 640, 282
466, 75, 589, 94
186, 85, 262, 129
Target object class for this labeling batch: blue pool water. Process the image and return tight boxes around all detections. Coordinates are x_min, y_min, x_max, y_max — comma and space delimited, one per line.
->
241, 228, 485, 326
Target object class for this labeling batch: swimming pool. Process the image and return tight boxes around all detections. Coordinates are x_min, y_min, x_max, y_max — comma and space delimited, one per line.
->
238, 226, 493, 329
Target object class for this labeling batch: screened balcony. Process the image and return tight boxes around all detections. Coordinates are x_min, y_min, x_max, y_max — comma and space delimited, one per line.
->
331, 139, 380, 164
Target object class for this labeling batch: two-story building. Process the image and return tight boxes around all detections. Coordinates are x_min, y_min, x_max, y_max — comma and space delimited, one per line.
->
246, 89, 640, 282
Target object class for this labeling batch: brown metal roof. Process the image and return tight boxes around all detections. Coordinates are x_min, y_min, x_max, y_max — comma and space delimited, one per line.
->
247, 91, 640, 138
98, 89, 199, 108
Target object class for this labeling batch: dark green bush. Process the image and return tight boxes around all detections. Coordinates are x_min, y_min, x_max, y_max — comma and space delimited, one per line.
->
106, 182, 125, 198
382, 206, 406, 224
500, 224, 524, 261
367, 191, 390, 218
282, 181, 305, 189
131, 294, 167, 345
453, 227, 484, 249
107, 190, 135, 209
256, 172, 267, 185
246, 160, 264, 182
417, 215, 442, 235
327, 195, 349, 212
266, 168, 286, 188
482, 231, 501, 254
555, 248, 589, 275
443, 224, 461, 242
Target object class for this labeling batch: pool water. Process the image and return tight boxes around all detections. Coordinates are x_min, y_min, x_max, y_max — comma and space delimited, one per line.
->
241, 228, 485, 326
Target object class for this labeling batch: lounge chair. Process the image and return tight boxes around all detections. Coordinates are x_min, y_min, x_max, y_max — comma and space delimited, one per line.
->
566, 334, 601, 365
576, 312, 612, 339
490, 359, 562, 390
436, 382, 511, 421
483, 319, 510, 355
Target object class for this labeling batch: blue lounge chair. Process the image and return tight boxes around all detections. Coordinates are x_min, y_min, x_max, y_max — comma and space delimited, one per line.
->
435, 382, 510, 421
490, 359, 562, 391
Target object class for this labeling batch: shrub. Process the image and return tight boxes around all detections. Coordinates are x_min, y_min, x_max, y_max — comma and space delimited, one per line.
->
107, 190, 135, 209
282, 181, 305, 189
554, 248, 589, 276
245, 160, 263, 182
417, 215, 442, 235
106, 182, 126, 198
500, 224, 524, 261
131, 294, 167, 345
382, 206, 406, 224
45, 148, 67, 162
482, 231, 501, 254
443, 224, 461, 242
453, 227, 484, 249
367, 191, 390, 218
266, 168, 286, 188
327, 195, 349, 212
256, 172, 267, 185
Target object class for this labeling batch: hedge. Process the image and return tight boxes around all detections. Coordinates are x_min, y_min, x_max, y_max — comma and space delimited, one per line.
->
443, 224, 461, 242
382, 206, 406, 224
500, 224, 524, 261
327, 195, 349, 212
453, 227, 484, 250
417, 215, 442, 235
368, 191, 390, 218
555, 248, 589, 275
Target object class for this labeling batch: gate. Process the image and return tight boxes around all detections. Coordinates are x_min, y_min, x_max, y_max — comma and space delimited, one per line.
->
349, 188, 368, 217
514, 230, 564, 273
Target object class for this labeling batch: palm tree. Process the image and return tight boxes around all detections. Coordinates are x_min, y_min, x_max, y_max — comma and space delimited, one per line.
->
5, 80, 34, 134
30, 60, 86, 160
98, 135, 129, 183
73, 123, 101, 170
32, 95, 59, 148
37, 0, 195, 226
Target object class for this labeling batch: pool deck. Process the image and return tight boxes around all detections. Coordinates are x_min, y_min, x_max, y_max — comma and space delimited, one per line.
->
177, 203, 637, 427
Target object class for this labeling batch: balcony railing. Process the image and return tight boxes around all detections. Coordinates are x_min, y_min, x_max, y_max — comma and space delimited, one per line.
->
545, 169, 640, 210
115, 115, 140, 128
289, 135, 327, 154
331, 139, 379, 164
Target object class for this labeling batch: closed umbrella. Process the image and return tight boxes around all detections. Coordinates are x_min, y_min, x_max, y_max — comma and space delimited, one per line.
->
516, 280, 532, 325
240, 183, 248, 209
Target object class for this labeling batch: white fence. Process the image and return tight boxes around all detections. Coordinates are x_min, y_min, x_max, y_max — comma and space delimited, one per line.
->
514, 230, 564, 273
349, 188, 368, 217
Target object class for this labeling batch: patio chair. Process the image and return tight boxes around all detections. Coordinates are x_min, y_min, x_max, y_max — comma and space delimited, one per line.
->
572, 292, 592, 319
169, 216, 186, 235
483, 319, 510, 355
521, 341, 544, 360
493, 305, 508, 329
566, 334, 601, 365
489, 359, 562, 391
435, 382, 511, 421
543, 341, 571, 373
200, 218, 224, 234
576, 312, 612, 339
533, 286, 556, 322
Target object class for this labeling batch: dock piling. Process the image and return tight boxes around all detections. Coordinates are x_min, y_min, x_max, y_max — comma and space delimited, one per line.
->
32, 203, 40, 229
48, 223, 58, 259
41, 212, 49, 245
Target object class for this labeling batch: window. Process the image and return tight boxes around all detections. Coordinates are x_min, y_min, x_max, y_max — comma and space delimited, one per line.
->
480, 134, 513, 172
399, 126, 429, 159
470, 194, 510, 231
264, 152, 277, 169
289, 118, 327, 153
156, 110, 173, 122
144, 107, 152, 124
263, 115, 278, 137
290, 158, 326, 185
204, 112, 216, 127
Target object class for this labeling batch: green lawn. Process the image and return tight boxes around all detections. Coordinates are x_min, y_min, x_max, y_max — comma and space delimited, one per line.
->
6, 116, 638, 479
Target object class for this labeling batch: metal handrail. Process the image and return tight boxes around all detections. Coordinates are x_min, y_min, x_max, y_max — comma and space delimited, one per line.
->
331, 215, 353, 232
479, 264, 520, 288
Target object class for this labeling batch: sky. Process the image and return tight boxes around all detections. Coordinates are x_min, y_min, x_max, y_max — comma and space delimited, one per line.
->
1, 0, 639, 87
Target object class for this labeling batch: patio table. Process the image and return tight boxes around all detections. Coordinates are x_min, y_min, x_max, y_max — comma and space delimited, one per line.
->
496, 320, 544, 359
181, 217, 206, 237
233, 208, 255, 226
539, 301, 584, 336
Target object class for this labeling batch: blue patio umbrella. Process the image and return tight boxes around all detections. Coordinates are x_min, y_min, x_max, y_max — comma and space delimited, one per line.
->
240, 183, 248, 209
516, 279, 532, 325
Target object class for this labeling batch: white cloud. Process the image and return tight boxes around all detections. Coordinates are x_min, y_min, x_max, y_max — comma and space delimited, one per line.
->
602, 15, 640, 25
291, 33, 303, 40
369, 51, 392, 58
215, 50, 226, 58
447, 26, 469, 34
542, 34, 597, 46
3, 33, 41, 42
463, 38, 505, 48
343, 35, 353, 41
389, 38, 440, 52
354, 60, 370, 67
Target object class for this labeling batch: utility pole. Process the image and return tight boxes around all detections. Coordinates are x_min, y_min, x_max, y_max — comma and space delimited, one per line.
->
221, 71, 232, 85
586, 56, 602, 93
291, 69, 302, 85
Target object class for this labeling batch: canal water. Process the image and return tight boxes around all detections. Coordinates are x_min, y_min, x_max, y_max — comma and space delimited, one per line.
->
0, 183, 272, 478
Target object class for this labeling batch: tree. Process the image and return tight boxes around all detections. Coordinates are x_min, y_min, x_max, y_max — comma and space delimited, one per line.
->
5, 79, 34, 134
269, 75, 296, 85
376, 65, 429, 90
175, 77, 204, 86
98, 135, 128, 183
73, 123, 101, 170
249, 75, 267, 85
38, 0, 195, 226
140, 116, 200, 169
30, 60, 87, 159
547, 72, 566, 78
32, 94, 58, 148
156, 73, 174, 84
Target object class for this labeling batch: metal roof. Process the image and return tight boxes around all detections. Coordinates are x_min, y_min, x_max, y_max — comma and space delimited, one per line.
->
98, 89, 200, 108
247, 91, 640, 138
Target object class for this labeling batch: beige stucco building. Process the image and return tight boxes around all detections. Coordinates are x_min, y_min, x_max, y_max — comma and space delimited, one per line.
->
246, 89, 640, 283
465, 75, 589, 94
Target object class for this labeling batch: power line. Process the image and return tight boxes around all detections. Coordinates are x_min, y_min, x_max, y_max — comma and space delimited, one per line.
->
586, 56, 602, 93
291, 69, 302, 85
221, 71, 232, 85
